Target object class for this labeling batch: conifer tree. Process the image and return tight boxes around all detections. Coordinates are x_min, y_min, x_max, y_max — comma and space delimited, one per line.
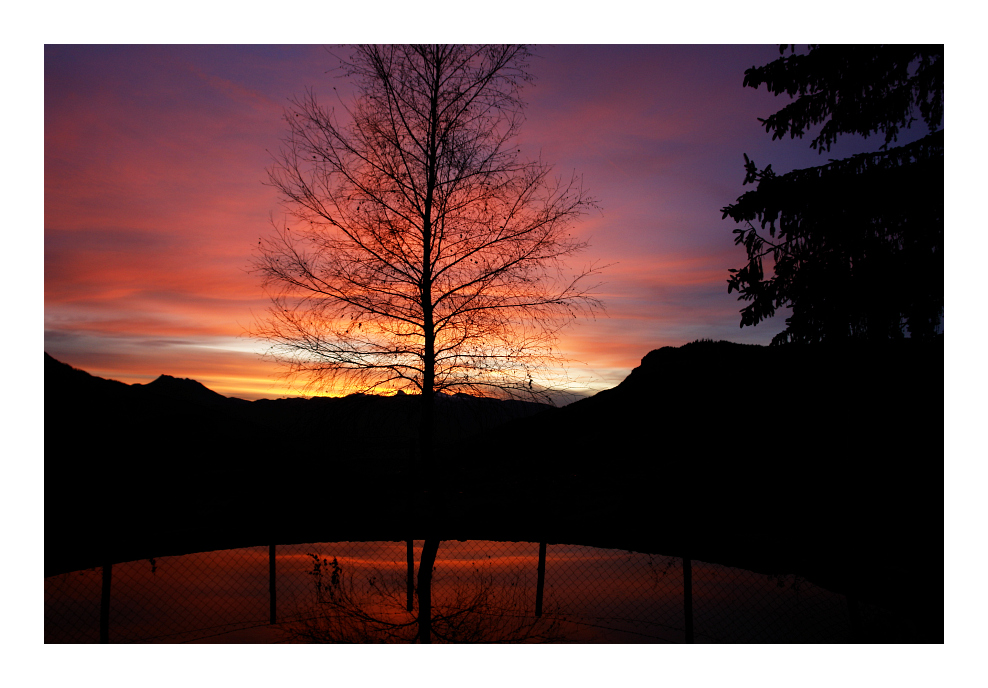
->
723, 45, 943, 344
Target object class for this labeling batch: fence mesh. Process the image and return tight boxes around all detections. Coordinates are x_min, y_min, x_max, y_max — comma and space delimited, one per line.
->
689, 563, 850, 642
44, 540, 905, 644
45, 567, 104, 644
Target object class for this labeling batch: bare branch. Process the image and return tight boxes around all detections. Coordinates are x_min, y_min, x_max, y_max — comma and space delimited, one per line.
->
251, 45, 602, 402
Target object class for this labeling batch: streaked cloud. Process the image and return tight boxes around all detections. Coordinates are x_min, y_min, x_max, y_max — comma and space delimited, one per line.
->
44, 45, 841, 401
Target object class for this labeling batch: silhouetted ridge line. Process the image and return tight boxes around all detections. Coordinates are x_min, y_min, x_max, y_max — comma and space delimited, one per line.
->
442, 337, 942, 641
43, 343, 942, 643
45, 351, 554, 574
45, 351, 133, 398
138, 374, 247, 408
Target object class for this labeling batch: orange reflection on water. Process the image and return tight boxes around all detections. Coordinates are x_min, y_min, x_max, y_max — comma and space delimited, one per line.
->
45, 540, 853, 644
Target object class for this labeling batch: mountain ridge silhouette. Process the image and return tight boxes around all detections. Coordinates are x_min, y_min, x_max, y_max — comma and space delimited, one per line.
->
44, 339, 942, 641
44, 350, 553, 573
437, 336, 943, 641
138, 373, 249, 408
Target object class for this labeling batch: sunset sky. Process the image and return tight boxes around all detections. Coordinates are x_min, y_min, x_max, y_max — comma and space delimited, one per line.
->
28, 4, 976, 674
44, 43, 943, 400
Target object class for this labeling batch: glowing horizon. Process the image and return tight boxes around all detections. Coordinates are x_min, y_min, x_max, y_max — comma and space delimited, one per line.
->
44, 45, 934, 401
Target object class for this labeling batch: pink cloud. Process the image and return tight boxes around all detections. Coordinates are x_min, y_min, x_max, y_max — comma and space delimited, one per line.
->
45, 45, 801, 401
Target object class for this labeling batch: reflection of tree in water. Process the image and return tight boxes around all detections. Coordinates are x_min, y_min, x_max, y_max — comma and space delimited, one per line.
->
288, 549, 562, 643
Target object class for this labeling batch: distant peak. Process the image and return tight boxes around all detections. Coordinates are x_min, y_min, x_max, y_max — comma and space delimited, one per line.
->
148, 373, 209, 388
142, 373, 230, 403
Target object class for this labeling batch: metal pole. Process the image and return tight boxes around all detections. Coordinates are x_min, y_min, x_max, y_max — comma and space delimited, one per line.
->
683, 556, 694, 643
269, 544, 277, 624
535, 541, 547, 617
99, 561, 111, 644
406, 539, 415, 612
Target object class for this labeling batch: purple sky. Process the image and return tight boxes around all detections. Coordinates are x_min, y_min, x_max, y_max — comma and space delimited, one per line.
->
44, 44, 941, 399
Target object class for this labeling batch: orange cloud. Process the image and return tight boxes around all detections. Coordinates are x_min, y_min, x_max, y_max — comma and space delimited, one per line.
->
46, 45, 802, 402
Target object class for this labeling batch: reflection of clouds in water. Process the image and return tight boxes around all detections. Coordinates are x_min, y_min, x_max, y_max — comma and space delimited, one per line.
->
45, 540, 875, 643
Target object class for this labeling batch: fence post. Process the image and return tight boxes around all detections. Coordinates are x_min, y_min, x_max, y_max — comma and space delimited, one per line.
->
406, 539, 415, 612
535, 541, 547, 617
269, 545, 277, 624
683, 556, 694, 643
100, 561, 112, 644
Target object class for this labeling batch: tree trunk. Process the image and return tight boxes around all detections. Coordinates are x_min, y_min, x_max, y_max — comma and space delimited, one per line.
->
416, 538, 441, 643
419, 373, 434, 484
417, 65, 439, 515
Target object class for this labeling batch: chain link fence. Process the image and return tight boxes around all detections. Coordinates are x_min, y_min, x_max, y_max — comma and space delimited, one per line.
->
45, 540, 904, 643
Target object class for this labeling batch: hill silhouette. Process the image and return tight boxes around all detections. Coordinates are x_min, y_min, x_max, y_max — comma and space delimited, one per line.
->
44, 339, 942, 640
138, 373, 250, 409
44, 352, 551, 573
440, 337, 943, 641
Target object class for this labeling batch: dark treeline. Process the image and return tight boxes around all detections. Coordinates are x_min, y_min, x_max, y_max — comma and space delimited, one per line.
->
451, 336, 943, 642
46, 335, 942, 641
44, 352, 548, 573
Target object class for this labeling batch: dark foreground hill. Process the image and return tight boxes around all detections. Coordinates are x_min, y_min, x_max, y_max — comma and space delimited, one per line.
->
44, 353, 549, 572
442, 337, 944, 641
45, 339, 943, 640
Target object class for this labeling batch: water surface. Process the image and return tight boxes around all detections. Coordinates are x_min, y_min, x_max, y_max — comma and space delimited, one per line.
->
45, 540, 868, 643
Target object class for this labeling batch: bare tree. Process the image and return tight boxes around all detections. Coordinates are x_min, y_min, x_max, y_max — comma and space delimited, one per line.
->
254, 46, 600, 449
256, 44, 600, 398
253, 45, 601, 639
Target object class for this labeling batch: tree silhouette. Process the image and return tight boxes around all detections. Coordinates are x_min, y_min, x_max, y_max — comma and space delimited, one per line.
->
252, 45, 601, 640
255, 45, 600, 404
722, 45, 943, 344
